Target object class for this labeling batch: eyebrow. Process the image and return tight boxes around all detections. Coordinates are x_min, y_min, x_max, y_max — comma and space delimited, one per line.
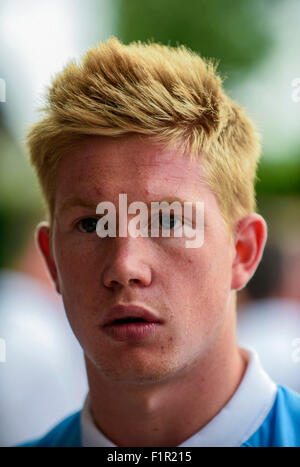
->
57, 195, 199, 217
57, 197, 97, 217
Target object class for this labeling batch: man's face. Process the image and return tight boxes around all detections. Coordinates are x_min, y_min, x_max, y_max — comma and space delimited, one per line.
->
50, 135, 236, 383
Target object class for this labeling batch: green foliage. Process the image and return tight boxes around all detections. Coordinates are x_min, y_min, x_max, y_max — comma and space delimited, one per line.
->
0, 124, 44, 268
115, 0, 276, 84
256, 157, 300, 195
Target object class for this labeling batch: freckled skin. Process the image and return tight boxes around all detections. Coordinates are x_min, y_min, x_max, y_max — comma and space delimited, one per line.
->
49, 134, 238, 385
48, 133, 237, 381
38, 133, 267, 446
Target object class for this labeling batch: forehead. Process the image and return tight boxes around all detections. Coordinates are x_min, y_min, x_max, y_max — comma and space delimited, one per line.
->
55, 135, 207, 199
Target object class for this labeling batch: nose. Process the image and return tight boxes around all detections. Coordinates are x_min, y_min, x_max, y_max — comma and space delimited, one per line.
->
102, 236, 152, 289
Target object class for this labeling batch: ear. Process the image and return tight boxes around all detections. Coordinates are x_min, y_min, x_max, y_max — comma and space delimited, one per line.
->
35, 221, 61, 294
231, 214, 267, 291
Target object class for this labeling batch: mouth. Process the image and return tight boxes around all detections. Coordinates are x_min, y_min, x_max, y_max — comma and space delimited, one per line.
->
102, 304, 163, 341
110, 317, 151, 324
102, 304, 163, 326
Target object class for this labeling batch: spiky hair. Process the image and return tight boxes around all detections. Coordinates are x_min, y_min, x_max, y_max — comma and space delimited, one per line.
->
26, 36, 261, 228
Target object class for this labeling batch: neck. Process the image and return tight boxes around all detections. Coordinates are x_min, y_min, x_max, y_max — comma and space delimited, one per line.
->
84, 308, 248, 447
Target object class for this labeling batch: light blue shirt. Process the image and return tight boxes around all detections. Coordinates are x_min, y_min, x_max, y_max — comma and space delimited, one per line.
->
16, 348, 300, 447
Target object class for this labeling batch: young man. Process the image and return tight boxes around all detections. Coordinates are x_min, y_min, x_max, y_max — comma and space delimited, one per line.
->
18, 37, 300, 447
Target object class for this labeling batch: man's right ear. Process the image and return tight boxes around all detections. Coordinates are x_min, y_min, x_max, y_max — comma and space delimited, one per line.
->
35, 222, 61, 294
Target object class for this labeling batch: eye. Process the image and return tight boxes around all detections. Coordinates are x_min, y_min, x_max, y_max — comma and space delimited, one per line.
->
159, 212, 180, 231
76, 217, 99, 233
148, 211, 194, 237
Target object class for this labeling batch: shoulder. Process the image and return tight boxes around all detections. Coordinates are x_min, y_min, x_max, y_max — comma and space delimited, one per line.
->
242, 385, 300, 447
15, 411, 82, 447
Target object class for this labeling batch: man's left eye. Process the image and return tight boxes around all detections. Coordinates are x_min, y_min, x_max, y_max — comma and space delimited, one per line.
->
77, 217, 98, 233
160, 213, 178, 230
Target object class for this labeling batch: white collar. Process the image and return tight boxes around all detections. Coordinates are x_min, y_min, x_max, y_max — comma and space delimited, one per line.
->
80, 347, 277, 447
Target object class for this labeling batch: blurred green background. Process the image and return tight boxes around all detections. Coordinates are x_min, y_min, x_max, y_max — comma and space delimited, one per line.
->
0, 0, 299, 272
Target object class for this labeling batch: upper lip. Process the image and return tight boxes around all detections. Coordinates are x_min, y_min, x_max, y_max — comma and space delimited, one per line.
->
102, 304, 163, 326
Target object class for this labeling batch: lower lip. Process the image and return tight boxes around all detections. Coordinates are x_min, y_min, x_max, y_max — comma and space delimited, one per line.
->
102, 322, 161, 341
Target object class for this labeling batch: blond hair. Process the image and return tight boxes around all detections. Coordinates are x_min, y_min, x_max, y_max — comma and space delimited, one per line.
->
27, 36, 261, 229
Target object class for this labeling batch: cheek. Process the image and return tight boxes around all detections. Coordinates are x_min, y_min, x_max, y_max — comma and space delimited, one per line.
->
55, 231, 97, 272
168, 249, 232, 326
55, 246, 102, 347
54, 235, 102, 309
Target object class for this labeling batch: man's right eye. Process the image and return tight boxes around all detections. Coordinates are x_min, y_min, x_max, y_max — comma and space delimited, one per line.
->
76, 217, 98, 233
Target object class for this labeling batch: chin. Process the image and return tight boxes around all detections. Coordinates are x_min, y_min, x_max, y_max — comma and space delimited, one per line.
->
90, 351, 185, 386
